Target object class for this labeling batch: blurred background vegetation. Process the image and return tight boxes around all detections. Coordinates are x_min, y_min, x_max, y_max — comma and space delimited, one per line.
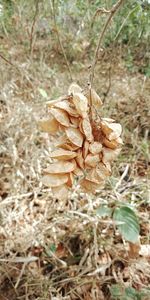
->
0, 0, 150, 75
0, 2, 150, 299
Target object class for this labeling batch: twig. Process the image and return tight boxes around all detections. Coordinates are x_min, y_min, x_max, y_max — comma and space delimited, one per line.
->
0, 52, 22, 75
114, 164, 130, 191
114, 6, 138, 41
15, 263, 27, 289
29, 0, 40, 56
103, 65, 112, 101
90, 0, 124, 85
68, 211, 124, 225
50, 0, 73, 82
0, 256, 38, 263
0, 52, 14, 67
93, 224, 99, 268
91, 8, 110, 28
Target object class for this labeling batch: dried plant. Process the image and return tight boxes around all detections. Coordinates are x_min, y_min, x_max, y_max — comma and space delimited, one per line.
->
39, 83, 122, 200
39, 0, 125, 200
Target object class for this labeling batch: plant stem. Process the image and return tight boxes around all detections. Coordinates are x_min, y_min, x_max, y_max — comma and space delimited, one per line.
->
30, 0, 40, 57
90, 0, 124, 86
51, 0, 73, 82
0, 53, 14, 66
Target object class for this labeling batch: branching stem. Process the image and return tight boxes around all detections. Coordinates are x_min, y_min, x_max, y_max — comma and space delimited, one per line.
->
90, 0, 124, 85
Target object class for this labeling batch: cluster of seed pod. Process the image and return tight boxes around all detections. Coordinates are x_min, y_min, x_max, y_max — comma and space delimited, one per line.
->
39, 83, 122, 200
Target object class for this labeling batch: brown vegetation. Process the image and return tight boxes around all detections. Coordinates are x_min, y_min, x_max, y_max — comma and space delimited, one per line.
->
0, 1, 150, 299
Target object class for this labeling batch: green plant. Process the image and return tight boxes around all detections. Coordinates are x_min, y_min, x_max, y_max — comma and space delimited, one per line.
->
110, 284, 150, 300
97, 205, 140, 243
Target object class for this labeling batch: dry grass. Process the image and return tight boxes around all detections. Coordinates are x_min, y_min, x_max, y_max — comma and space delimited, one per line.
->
0, 33, 150, 300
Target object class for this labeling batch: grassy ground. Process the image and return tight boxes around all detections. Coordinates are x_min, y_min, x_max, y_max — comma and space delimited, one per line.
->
0, 31, 150, 300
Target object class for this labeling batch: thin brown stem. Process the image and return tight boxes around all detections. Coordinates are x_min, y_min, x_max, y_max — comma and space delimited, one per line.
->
103, 65, 112, 102
0, 53, 14, 66
50, 0, 73, 82
91, 8, 110, 28
90, 0, 124, 85
30, 0, 40, 56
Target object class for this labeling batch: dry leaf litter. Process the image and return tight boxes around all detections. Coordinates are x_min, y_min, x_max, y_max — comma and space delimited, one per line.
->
0, 68, 149, 300
39, 83, 123, 199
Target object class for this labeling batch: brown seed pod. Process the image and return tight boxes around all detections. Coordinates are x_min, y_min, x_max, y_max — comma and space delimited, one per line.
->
70, 116, 79, 128
68, 83, 82, 95
85, 88, 103, 108
72, 93, 88, 118
51, 184, 69, 201
83, 140, 90, 159
89, 141, 102, 154
80, 178, 105, 193
54, 100, 79, 117
76, 149, 85, 169
40, 83, 122, 198
49, 149, 77, 160
102, 147, 121, 164
82, 118, 94, 142
42, 174, 68, 187
66, 172, 74, 187
44, 161, 76, 174
50, 107, 70, 127
38, 117, 59, 134
102, 136, 123, 149
65, 127, 84, 147
101, 121, 122, 141
85, 153, 100, 168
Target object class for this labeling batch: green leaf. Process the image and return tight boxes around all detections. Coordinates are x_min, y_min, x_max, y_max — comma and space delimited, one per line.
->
38, 88, 48, 99
110, 284, 123, 298
113, 206, 140, 242
44, 244, 56, 257
125, 287, 137, 299
50, 243, 56, 253
96, 205, 112, 217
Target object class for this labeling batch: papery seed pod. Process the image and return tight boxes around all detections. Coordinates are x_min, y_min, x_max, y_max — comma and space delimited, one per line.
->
101, 121, 122, 140
82, 118, 94, 142
89, 141, 102, 154
54, 100, 79, 117
83, 140, 90, 159
80, 178, 105, 193
102, 136, 123, 149
95, 162, 111, 180
49, 149, 77, 160
40, 83, 122, 198
55, 135, 79, 151
65, 127, 84, 147
76, 149, 85, 169
44, 161, 76, 174
91, 120, 104, 142
67, 172, 74, 187
39, 117, 59, 134
102, 117, 115, 123
85, 88, 103, 108
73, 166, 83, 177
102, 147, 121, 164
68, 83, 82, 95
51, 184, 69, 201
85, 153, 100, 168
70, 116, 80, 128
85, 167, 104, 184
50, 107, 71, 127
61, 142, 80, 151
72, 93, 88, 118
42, 174, 68, 187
